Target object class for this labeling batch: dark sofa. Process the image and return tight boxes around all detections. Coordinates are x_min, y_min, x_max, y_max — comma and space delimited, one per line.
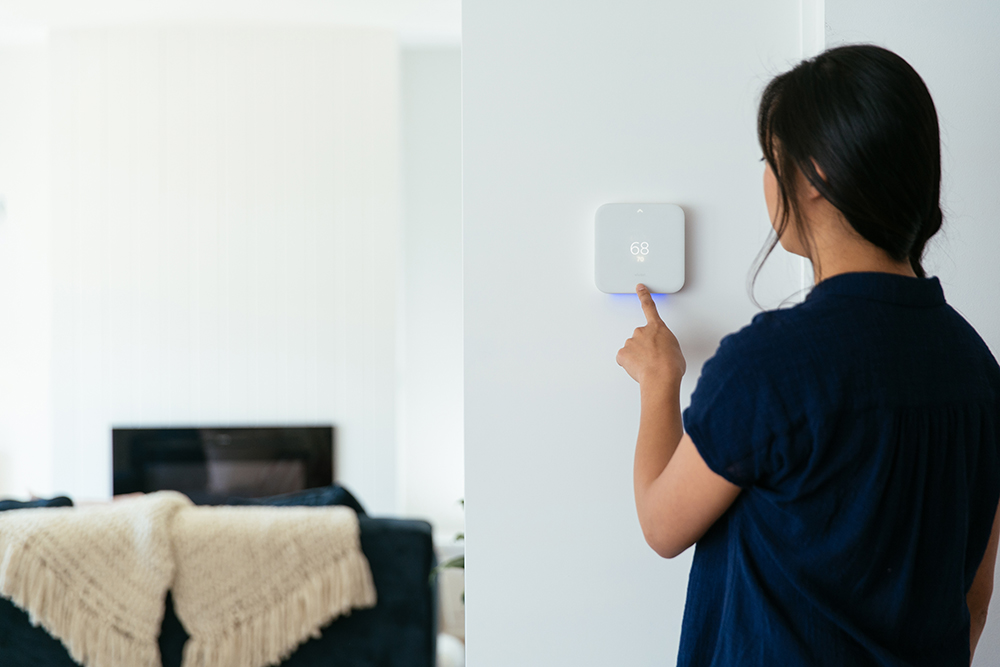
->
0, 489, 437, 667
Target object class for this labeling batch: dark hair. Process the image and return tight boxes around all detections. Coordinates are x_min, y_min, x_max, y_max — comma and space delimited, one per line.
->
753, 43, 942, 295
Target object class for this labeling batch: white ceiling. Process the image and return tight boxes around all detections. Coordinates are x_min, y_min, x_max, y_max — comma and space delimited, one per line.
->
0, 0, 461, 45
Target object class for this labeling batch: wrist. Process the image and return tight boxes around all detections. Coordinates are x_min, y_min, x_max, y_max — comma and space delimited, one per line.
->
639, 374, 682, 401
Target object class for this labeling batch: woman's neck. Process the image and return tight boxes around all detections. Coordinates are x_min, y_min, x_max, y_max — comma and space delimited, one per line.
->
804, 205, 918, 284
811, 237, 917, 284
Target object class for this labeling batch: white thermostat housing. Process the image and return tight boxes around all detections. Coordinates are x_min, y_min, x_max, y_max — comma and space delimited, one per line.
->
595, 203, 685, 294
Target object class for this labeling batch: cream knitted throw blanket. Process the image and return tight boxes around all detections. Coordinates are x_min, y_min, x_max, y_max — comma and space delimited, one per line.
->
0, 491, 192, 667
0, 493, 377, 667
171, 504, 377, 667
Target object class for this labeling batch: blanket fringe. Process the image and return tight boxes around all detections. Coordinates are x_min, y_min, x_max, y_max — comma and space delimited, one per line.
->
180, 547, 377, 667
0, 541, 161, 667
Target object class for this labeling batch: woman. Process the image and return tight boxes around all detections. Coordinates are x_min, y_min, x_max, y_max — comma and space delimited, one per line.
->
616, 44, 1000, 666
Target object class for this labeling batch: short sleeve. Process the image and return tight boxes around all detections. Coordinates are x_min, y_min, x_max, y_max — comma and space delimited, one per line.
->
682, 317, 794, 488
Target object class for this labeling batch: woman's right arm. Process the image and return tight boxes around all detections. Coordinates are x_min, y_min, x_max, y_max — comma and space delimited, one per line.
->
969, 497, 1000, 665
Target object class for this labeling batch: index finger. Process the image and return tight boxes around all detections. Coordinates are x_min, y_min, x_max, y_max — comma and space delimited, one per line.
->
636, 284, 662, 324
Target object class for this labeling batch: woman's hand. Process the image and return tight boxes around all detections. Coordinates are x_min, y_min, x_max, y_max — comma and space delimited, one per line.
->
616, 284, 686, 387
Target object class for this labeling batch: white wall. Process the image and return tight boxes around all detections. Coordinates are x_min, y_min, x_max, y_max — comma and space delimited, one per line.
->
0, 44, 53, 498
463, 1, 802, 663
824, 3, 1000, 664
400, 47, 465, 540
46, 26, 402, 513
0, 0, 462, 45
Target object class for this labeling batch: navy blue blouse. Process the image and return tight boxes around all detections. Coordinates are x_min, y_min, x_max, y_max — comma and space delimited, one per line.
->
679, 272, 1000, 667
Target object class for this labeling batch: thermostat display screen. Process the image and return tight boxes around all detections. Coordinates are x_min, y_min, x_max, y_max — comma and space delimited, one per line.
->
594, 204, 685, 294
630, 241, 650, 258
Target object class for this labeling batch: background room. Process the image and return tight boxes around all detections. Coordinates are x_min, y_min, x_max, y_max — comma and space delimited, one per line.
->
0, 0, 465, 645
0, 0, 463, 530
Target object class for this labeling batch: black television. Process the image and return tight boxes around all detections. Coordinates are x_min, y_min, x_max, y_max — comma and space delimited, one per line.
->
112, 426, 334, 501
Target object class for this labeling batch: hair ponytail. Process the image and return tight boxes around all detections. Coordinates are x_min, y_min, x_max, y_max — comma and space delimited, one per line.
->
909, 206, 943, 279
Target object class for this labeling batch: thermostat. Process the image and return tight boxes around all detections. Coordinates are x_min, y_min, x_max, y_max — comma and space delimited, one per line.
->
595, 203, 685, 294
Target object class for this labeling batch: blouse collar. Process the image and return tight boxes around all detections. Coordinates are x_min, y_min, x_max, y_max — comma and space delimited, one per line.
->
806, 271, 945, 307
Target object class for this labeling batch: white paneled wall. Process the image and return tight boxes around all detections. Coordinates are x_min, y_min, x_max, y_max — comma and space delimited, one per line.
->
0, 45, 53, 498
401, 47, 464, 540
48, 27, 401, 512
463, 1, 801, 663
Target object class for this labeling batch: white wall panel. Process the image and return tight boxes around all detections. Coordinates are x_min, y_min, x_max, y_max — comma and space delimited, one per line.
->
463, 2, 800, 664
48, 26, 401, 513
400, 47, 464, 540
0, 45, 53, 498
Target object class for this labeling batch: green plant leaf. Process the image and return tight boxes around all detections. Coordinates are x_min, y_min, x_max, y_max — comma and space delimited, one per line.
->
428, 555, 465, 584
441, 555, 464, 569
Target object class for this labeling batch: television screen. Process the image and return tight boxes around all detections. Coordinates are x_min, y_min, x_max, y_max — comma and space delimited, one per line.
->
112, 426, 334, 500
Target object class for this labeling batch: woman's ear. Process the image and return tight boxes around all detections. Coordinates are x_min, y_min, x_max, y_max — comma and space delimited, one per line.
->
803, 158, 826, 201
